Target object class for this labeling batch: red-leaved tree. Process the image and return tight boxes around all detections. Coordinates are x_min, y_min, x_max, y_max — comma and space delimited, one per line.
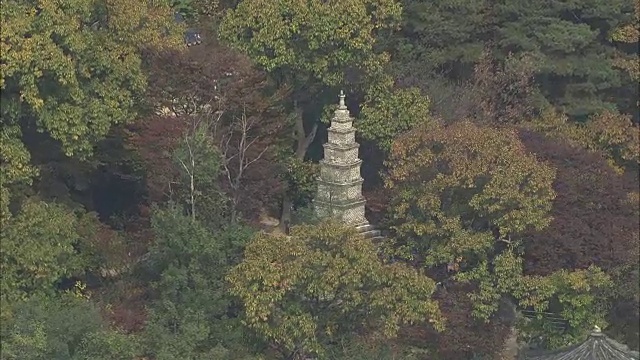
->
518, 128, 639, 348
130, 34, 288, 224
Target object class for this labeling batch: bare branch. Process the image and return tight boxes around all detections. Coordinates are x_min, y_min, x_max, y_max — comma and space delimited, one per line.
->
245, 146, 269, 168
497, 234, 512, 244
177, 157, 191, 176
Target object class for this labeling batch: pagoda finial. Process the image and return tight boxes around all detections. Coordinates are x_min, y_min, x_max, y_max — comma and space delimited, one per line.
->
590, 325, 604, 337
338, 90, 347, 109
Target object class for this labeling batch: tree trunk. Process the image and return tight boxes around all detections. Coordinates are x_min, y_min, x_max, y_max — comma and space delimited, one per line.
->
280, 193, 293, 232
230, 196, 239, 224
279, 101, 318, 231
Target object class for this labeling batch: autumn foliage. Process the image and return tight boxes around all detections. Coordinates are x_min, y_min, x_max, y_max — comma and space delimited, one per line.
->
227, 221, 444, 359
2, 0, 639, 357
129, 36, 288, 223
468, 52, 539, 125
385, 120, 556, 268
518, 129, 639, 274
401, 283, 512, 360
381, 117, 636, 355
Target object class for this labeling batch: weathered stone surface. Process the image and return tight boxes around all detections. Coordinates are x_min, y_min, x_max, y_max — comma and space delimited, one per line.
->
314, 91, 368, 226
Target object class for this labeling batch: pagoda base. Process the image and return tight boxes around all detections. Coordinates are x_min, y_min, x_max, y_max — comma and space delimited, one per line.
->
314, 199, 368, 226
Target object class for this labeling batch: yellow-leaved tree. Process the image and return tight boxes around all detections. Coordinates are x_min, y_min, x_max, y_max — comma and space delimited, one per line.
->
610, 0, 640, 81
227, 221, 443, 359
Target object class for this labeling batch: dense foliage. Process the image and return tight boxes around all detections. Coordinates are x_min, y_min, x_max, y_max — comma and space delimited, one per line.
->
1, 0, 638, 358
228, 221, 443, 358
394, 0, 638, 120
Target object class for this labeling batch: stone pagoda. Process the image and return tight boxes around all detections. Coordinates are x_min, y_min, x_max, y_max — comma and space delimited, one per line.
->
314, 91, 368, 226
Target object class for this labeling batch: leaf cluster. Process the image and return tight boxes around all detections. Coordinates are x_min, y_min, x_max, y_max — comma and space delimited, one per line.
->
1, 0, 182, 158
219, 0, 401, 88
385, 120, 556, 267
142, 205, 260, 359
358, 75, 433, 151
529, 110, 639, 173
1, 294, 140, 360
227, 221, 443, 358
0, 200, 86, 305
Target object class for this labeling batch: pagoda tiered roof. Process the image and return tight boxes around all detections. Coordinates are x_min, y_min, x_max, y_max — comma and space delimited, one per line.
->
524, 327, 639, 360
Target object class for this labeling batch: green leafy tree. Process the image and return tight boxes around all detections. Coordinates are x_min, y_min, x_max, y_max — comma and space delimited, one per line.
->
71, 330, 142, 360
0, 200, 86, 305
227, 221, 443, 359
457, 250, 612, 348
0, 0, 182, 216
0, 125, 37, 221
171, 122, 228, 226
0, 293, 140, 360
393, 0, 637, 119
395, 0, 490, 76
219, 0, 400, 87
219, 0, 407, 225
278, 155, 319, 210
142, 205, 260, 359
385, 120, 556, 267
529, 109, 639, 174
73, 212, 131, 279
610, 0, 639, 81
493, 0, 635, 118
358, 74, 433, 152
0, 0, 181, 157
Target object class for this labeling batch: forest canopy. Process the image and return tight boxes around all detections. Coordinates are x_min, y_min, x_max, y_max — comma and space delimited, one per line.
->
0, 0, 638, 359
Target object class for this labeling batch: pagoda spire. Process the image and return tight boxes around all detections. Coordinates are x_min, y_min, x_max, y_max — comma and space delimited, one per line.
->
338, 90, 347, 109
314, 91, 368, 226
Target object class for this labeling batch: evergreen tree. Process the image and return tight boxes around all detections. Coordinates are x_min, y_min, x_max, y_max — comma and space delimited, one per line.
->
394, 0, 638, 120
